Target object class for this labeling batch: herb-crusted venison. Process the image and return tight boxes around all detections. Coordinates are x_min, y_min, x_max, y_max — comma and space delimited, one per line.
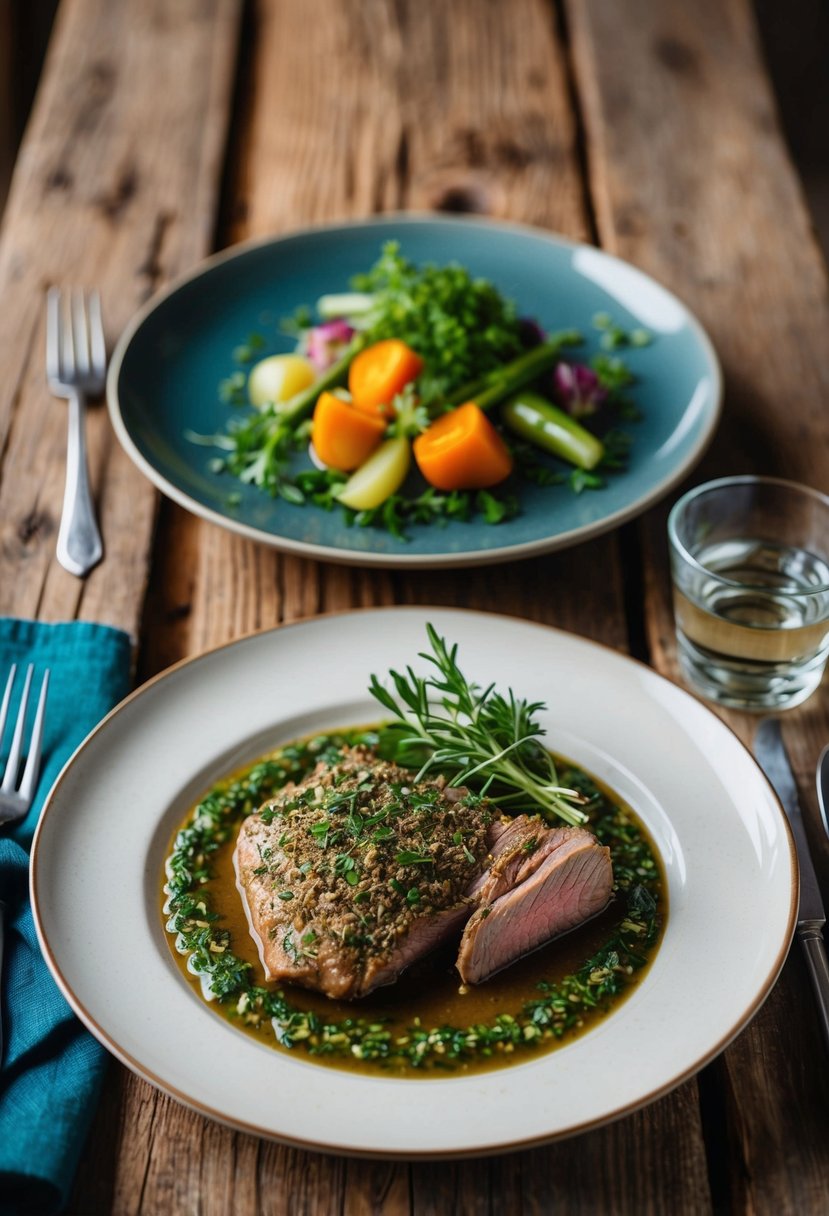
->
468, 816, 574, 903
457, 828, 613, 985
233, 746, 493, 999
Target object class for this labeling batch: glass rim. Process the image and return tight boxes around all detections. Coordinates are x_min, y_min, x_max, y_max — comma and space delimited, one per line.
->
667, 474, 829, 596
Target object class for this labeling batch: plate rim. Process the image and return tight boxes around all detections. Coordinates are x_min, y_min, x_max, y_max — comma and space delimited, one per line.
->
30, 606, 797, 1157
106, 212, 724, 569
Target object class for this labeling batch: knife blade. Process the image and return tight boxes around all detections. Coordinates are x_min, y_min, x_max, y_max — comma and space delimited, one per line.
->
755, 718, 829, 1055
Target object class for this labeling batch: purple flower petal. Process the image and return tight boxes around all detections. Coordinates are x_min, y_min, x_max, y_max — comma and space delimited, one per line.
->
552, 361, 607, 418
306, 320, 355, 371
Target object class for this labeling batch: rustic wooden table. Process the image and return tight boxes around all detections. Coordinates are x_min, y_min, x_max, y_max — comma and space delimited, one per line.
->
3, 0, 829, 1211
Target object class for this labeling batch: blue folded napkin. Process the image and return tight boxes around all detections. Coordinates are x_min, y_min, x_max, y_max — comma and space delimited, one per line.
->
0, 619, 132, 1216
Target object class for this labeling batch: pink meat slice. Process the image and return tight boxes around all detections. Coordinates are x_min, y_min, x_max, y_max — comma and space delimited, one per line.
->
456, 830, 613, 984
470, 817, 580, 904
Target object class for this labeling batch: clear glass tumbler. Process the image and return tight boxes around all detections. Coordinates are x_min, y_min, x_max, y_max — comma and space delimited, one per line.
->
668, 476, 829, 710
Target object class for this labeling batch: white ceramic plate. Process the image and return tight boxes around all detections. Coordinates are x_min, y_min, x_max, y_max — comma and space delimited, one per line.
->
32, 609, 796, 1156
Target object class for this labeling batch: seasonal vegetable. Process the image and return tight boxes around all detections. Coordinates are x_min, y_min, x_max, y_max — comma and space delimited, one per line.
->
317, 292, 375, 321
348, 339, 424, 417
311, 391, 386, 471
336, 435, 412, 510
501, 391, 605, 471
275, 338, 364, 424
248, 354, 316, 408
305, 320, 355, 372
413, 402, 513, 491
552, 361, 607, 419
370, 625, 588, 827
443, 339, 573, 413
346, 243, 525, 407
204, 243, 651, 537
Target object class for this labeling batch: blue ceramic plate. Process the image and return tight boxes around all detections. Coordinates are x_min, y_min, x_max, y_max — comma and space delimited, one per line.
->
107, 215, 722, 567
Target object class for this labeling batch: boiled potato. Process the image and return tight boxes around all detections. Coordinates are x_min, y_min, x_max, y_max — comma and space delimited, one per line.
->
248, 355, 316, 409
336, 436, 411, 510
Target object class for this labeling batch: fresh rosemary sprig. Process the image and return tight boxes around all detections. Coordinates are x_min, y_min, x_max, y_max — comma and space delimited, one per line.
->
369, 625, 587, 826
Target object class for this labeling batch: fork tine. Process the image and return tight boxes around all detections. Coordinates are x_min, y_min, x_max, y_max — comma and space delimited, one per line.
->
46, 288, 61, 382
0, 665, 17, 746
1, 665, 32, 793
18, 670, 50, 803
72, 289, 90, 376
88, 291, 106, 380
60, 290, 75, 381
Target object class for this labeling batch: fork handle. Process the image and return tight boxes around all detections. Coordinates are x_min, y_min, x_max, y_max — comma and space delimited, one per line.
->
57, 388, 103, 577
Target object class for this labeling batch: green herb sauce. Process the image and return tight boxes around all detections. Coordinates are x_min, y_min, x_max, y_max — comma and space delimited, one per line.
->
163, 729, 665, 1077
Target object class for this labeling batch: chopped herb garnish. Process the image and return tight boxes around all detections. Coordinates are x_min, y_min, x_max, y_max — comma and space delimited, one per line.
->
164, 687, 663, 1074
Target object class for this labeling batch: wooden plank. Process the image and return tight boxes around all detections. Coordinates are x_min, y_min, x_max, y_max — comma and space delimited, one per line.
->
143, 0, 624, 666
0, 5, 13, 217
567, 0, 829, 1210
0, 0, 242, 638
127, 2, 713, 1215
754, 0, 829, 263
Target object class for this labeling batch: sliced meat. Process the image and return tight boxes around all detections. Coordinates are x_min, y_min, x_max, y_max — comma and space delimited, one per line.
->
359, 905, 472, 993
234, 746, 493, 999
235, 744, 616, 998
456, 828, 613, 984
470, 815, 576, 903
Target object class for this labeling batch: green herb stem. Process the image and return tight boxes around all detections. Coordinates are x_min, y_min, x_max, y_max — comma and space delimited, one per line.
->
279, 337, 364, 424
444, 334, 580, 412
370, 625, 587, 827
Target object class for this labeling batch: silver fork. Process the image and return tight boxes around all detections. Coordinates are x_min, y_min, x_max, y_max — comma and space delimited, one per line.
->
0, 664, 49, 1064
0, 664, 51, 828
46, 288, 105, 576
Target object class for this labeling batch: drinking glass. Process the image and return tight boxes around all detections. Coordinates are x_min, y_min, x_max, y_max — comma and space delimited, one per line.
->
668, 476, 829, 710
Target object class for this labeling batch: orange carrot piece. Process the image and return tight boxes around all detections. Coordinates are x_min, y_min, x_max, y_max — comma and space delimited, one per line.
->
413, 402, 513, 491
348, 339, 424, 417
311, 391, 386, 471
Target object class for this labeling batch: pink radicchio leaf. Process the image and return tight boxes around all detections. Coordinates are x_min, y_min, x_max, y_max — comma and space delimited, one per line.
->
306, 319, 356, 371
552, 361, 607, 419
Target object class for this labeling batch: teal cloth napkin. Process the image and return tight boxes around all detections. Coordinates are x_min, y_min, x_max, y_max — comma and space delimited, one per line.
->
0, 619, 132, 1215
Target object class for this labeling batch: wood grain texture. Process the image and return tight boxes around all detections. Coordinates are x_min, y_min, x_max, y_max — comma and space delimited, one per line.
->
141, 0, 618, 669
0, 0, 241, 637
568, 0, 829, 1211
0, 5, 13, 216
755, 0, 829, 258
11, 0, 820, 1209
123, 1, 712, 1215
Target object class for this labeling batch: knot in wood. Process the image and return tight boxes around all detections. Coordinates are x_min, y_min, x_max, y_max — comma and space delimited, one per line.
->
430, 179, 492, 216
17, 508, 54, 547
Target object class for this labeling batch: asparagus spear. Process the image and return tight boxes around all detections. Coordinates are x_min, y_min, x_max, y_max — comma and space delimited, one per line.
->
444, 332, 581, 412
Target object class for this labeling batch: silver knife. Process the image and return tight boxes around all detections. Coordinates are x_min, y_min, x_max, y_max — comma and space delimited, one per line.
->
755, 718, 829, 1054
